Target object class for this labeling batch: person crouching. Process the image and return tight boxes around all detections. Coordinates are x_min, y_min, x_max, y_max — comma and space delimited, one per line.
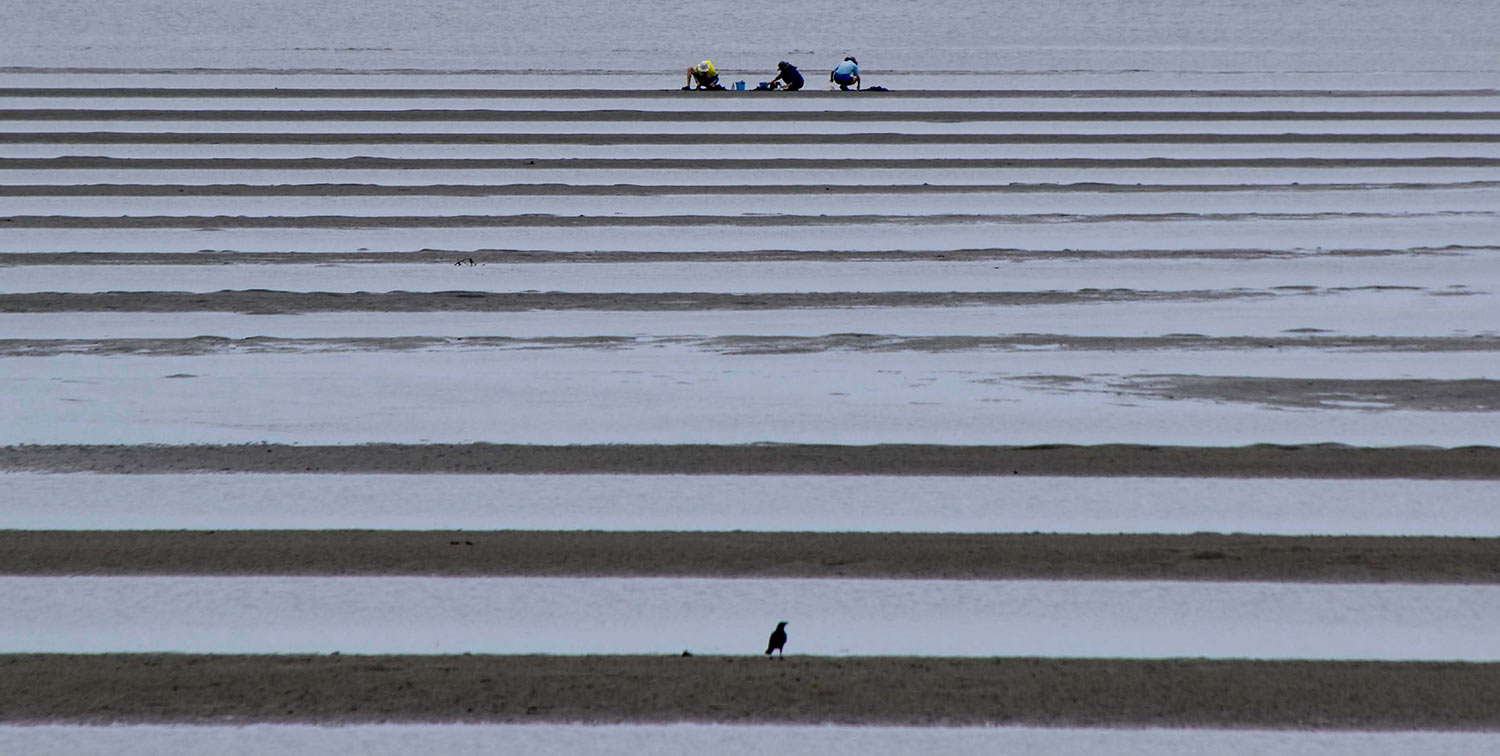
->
685, 60, 724, 90
830, 56, 860, 90
768, 61, 804, 91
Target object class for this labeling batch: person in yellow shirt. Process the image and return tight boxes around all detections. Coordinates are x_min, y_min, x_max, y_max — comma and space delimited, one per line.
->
684, 60, 724, 90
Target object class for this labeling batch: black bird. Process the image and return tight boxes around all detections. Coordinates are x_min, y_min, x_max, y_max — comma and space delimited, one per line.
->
765, 621, 788, 658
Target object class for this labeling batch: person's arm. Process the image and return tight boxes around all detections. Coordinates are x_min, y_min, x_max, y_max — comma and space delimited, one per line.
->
855, 73, 861, 91
687, 69, 695, 88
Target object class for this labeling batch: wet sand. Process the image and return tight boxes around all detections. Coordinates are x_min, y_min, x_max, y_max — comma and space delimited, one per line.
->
2, 531, 1498, 582
4, 443, 1498, 478
3, 654, 1498, 728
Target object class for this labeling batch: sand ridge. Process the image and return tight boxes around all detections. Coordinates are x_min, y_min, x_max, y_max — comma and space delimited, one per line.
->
2, 531, 1498, 582
4, 654, 1499, 728
0, 288, 1266, 313
4, 443, 1499, 478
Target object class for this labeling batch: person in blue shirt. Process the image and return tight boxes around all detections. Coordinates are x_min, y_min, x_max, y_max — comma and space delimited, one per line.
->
769, 61, 804, 91
830, 56, 860, 90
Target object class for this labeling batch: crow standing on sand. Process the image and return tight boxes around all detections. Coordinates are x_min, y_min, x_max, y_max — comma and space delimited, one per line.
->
765, 621, 788, 658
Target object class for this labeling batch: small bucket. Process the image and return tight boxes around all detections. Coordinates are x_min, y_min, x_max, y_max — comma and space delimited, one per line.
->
734, 81, 746, 91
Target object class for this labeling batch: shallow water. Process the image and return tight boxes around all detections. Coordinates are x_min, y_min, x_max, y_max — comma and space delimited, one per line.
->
3, 576, 1497, 659
6, 254, 1496, 294
2, 253, 1496, 294
8, 187, 1499, 219
4, 0, 1498, 86
1, 724, 1497, 756
6, 344, 1497, 446
4, 473, 1499, 536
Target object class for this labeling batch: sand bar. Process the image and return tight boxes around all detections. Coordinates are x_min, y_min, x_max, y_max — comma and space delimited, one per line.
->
3, 654, 1499, 728
4, 443, 1498, 478
1, 531, 1497, 582
0, 289, 1260, 313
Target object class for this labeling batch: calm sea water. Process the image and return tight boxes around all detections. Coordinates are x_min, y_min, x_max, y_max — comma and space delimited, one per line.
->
3, 0, 1497, 84
4, 576, 1498, 658
2, 724, 1497, 756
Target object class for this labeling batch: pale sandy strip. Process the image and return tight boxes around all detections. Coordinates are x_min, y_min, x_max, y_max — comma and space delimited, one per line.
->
0, 289, 1286, 313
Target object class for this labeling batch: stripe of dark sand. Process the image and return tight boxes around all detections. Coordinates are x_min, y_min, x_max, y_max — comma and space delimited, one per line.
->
4, 654, 1499, 728
3, 444, 1497, 478
2, 531, 1498, 583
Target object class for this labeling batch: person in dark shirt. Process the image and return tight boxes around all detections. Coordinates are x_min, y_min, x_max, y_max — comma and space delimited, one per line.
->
769, 61, 804, 91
